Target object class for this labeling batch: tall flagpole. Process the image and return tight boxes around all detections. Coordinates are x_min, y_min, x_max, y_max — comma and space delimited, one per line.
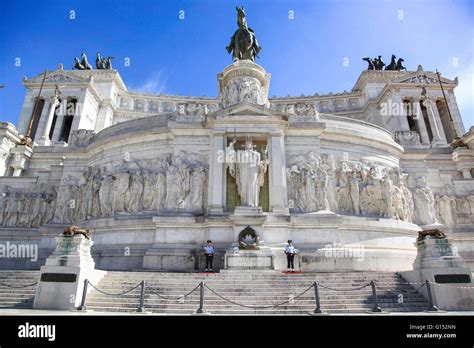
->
21, 69, 48, 146
435, 69, 458, 140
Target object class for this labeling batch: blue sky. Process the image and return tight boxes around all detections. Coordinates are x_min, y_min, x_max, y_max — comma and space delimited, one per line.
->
1, 0, 473, 128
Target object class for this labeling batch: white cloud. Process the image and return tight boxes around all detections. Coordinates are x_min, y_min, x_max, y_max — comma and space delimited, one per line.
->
131, 70, 168, 94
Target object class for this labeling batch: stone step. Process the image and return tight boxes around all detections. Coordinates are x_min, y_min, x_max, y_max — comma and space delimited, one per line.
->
104, 274, 402, 279
91, 285, 410, 292
88, 284, 420, 290
0, 270, 431, 314
87, 292, 417, 300
0, 293, 37, 299
102, 275, 401, 279
87, 289, 425, 297
86, 298, 427, 308
87, 303, 428, 314
0, 272, 39, 309
85, 270, 430, 314
0, 289, 37, 294
86, 291, 423, 300
105, 272, 401, 277
0, 299, 35, 305
100, 278, 402, 283
84, 305, 428, 313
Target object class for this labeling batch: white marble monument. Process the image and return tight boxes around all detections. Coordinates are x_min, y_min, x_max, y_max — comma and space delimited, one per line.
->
0, 53, 473, 275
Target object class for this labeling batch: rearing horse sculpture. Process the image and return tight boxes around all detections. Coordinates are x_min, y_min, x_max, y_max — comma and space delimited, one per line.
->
385, 54, 406, 71
226, 6, 261, 61
385, 54, 397, 70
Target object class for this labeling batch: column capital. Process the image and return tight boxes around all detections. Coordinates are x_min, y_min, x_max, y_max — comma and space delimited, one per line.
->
269, 130, 284, 137
9, 145, 33, 175
212, 130, 227, 136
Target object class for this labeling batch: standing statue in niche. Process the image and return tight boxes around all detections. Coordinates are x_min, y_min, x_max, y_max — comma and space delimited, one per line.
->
226, 6, 262, 61
228, 136, 268, 207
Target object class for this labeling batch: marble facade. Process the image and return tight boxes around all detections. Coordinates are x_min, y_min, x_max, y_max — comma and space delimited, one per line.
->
0, 60, 473, 272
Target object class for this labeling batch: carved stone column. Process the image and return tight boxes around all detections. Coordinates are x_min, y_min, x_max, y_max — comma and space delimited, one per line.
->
414, 98, 430, 144
392, 94, 410, 131
446, 92, 465, 136
428, 98, 448, 144
268, 131, 289, 214
33, 99, 51, 143
95, 99, 114, 132
207, 130, 226, 214
422, 97, 446, 147
51, 99, 66, 144
36, 94, 60, 146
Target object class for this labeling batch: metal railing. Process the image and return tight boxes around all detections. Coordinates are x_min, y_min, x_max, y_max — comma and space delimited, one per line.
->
0, 281, 38, 289
75, 276, 468, 314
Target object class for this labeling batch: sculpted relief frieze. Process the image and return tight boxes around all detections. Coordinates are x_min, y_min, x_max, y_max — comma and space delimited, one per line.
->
221, 77, 265, 108
0, 184, 57, 228
285, 152, 469, 227
69, 129, 96, 148
49, 151, 208, 225
394, 131, 421, 145
117, 96, 219, 119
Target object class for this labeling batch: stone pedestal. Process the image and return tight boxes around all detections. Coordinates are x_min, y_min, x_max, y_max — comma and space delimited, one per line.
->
33, 235, 106, 310
226, 206, 273, 269
217, 60, 271, 108
143, 246, 195, 271
233, 206, 263, 216
401, 236, 474, 310
224, 247, 274, 270
9, 145, 33, 176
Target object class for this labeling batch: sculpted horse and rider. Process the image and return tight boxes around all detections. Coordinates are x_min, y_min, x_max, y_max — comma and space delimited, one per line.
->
73, 52, 114, 70
226, 6, 261, 61
363, 54, 406, 71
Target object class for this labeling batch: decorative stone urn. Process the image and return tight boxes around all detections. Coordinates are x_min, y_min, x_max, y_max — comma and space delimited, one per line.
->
218, 59, 271, 108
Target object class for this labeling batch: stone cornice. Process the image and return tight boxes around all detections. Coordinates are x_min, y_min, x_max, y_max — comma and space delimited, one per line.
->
122, 90, 218, 102
0, 122, 21, 143
352, 69, 457, 93
24, 71, 107, 105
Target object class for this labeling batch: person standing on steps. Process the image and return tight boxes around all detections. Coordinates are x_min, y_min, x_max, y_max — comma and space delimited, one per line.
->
203, 240, 215, 272
285, 240, 297, 272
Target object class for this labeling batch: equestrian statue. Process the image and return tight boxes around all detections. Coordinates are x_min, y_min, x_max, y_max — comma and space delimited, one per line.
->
362, 54, 406, 71
226, 6, 262, 61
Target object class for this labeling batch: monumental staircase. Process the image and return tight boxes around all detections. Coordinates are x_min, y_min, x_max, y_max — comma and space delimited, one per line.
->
0, 271, 40, 309
0, 270, 431, 314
